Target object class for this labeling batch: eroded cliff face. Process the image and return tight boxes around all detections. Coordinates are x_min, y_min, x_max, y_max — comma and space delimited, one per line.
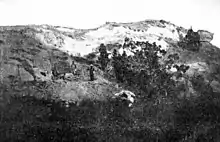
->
198, 30, 214, 42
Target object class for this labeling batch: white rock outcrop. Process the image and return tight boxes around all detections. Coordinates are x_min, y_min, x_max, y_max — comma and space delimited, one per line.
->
198, 30, 214, 42
113, 90, 136, 107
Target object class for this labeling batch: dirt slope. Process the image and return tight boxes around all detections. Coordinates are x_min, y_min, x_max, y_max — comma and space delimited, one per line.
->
0, 28, 121, 104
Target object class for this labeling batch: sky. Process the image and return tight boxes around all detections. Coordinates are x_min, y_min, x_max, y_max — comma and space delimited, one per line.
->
0, 0, 220, 47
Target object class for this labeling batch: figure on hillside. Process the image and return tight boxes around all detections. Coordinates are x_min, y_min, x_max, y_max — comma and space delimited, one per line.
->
71, 60, 77, 75
88, 64, 95, 81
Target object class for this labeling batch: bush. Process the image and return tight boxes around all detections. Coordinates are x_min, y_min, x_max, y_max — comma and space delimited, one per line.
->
1, 75, 219, 141
173, 94, 220, 141
85, 52, 97, 60
170, 74, 220, 141
0, 86, 174, 142
177, 28, 201, 52
111, 38, 182, 101
159, 20, 167, 24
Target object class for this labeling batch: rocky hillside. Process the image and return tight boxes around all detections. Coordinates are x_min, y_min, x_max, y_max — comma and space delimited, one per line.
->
1, 19, 220, 141
0, 19, 219, 95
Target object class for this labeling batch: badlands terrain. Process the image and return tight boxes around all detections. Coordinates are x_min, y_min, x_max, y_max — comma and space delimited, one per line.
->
0, 19, 220, 141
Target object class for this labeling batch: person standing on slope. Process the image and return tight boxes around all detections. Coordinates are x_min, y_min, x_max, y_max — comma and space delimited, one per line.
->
88, 64, 95, 81
71, 60, 77, 75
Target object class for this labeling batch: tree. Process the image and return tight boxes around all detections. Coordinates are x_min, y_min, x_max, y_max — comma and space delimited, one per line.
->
98, 43, 109, 70
110, 37, 190, 101
117, 39, 189, 100
112, 49, 119, 80
121, 51, 129, 82
124, 37, 130, 42
179, 28, 201, 52
112, 49, 118, 61
122, 50, 127, 58
112, 49, 124, 82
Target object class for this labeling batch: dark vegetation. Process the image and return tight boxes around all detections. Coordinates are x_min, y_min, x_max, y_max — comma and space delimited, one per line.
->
98, 43, 109, 70
178, 28, 201, 52
0, 28, 220, 141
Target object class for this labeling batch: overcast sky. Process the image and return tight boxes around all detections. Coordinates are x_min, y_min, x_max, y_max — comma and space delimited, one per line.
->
0, 0, 219, 47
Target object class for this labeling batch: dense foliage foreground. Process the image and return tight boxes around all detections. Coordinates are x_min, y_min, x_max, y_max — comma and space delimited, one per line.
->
0, 86, 220, 142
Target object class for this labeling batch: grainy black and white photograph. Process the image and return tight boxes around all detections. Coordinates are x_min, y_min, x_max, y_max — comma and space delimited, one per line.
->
0, 0, 220, 141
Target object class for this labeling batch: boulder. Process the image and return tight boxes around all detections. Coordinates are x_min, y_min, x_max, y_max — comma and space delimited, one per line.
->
33, 67, 52, 81
198, 30, 214, 42
52, 60, 73, 77
113, 90, 136, 107
65, 73, 74, 79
